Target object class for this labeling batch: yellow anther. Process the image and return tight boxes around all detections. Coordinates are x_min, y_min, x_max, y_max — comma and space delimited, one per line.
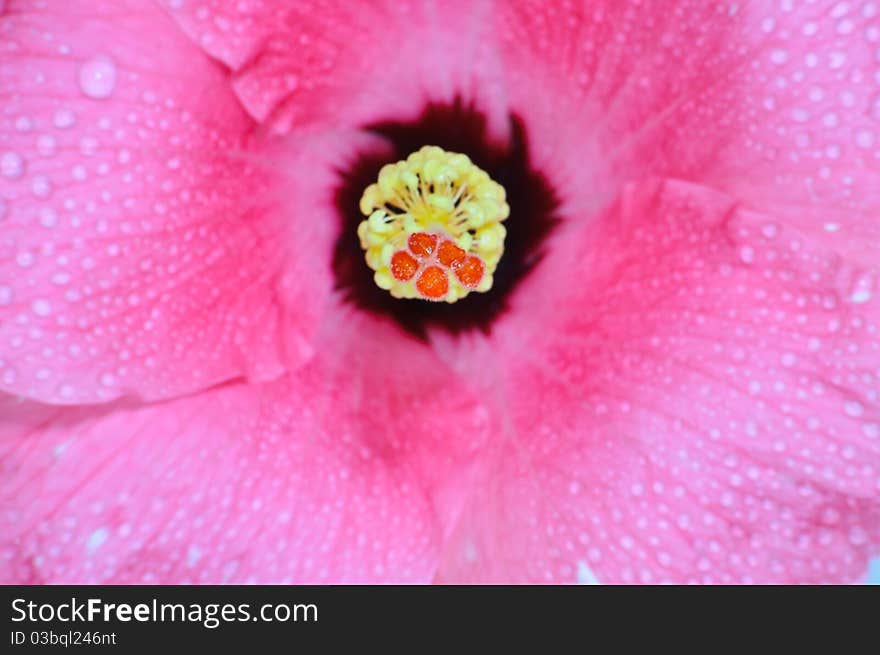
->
358, 146, 509, 303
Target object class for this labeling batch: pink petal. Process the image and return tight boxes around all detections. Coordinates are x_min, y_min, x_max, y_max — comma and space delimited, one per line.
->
0, 1, 327, 404
0, 313, 488, 583
161, 0, 509, 135
437, 179, 879, 583
496, 0, 880, 265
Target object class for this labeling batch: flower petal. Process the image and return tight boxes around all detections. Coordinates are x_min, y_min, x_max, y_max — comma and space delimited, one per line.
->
161, 0, 508, 135
0, 0, 326, 404
496, 0, 880, 264
0, 312, 488, 583
437, 179, 880, 583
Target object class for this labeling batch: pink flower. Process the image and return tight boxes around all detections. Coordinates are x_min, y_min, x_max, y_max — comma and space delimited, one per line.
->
1, 0, 878, 584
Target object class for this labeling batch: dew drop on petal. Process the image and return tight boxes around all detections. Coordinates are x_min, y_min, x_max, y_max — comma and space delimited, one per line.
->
770, 48, 789, 64
16, 251, 34, 268
1, 151, 25, 179
31, 175, 52, 198
855, 129, 875, 149
849, 274, 874, 304
576, 561, 600, 585
848, 527, 868, 546
844, 400, 864, 418
53, 108, 76, 129
86, 527, 109, 553
78, 56, 117, 99
31, 299, 52, 317
739, 245, 755, 264
37, 134, 57, 157
39, 208, 58, 228
14, 117, 31, 133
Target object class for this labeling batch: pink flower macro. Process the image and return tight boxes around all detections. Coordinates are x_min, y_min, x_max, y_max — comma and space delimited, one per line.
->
1, 0, 879, 584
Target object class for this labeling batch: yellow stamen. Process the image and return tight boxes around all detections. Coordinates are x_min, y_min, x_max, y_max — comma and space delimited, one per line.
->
358, 146, 509, 302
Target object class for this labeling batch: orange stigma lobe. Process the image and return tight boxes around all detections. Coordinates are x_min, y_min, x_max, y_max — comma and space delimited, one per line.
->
454, 256, 485, 288
416, 266, 449, 299
437, 239, 467, 268
390, 250, 419, 281
408, 232, 437, 258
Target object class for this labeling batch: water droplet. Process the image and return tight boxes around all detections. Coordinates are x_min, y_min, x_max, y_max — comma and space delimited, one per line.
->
770, 48, 788, 64
739, 245, 755, 263
16, 251, 34, 268
830, 2, 850, 19
791, 107, 810, 123
51, 271, 71, 286
86, 527, 109, 553
848, 526, 868, 546
31, 299, 52, 317
78, 56, 117, 99
1, 151, 25, 179
844, 400, 864, 417
855, 129, 875, 149
849, 274, 874, 304
53, 108, 76, 129
37, 134, 57, 157
31, 175, 52, 198
39, 207, 58, 228
836, 18, 854, 34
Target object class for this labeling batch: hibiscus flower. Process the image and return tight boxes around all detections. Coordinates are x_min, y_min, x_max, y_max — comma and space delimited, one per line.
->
1, 0, 878, 584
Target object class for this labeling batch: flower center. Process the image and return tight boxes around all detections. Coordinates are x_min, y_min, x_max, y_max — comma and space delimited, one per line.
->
358, 146, 510, 302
